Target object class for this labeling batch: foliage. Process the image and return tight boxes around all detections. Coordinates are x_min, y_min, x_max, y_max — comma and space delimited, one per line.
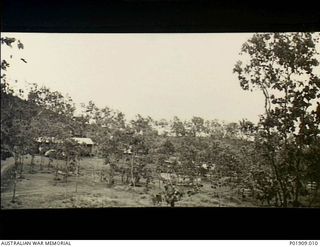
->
3, 33, 320, 208
234, 32, 320, 207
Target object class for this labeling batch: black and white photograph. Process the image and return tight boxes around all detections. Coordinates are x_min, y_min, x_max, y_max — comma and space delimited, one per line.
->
1, 32, 320, 209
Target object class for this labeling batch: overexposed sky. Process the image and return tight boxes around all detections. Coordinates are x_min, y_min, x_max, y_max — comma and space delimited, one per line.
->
1, 33, 265, 123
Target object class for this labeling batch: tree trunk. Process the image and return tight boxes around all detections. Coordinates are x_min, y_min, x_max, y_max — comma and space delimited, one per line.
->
11, 157, 19, 203
65, 156, 69, 183
40, 155, 43, 170
294, 157, 301, 207
218, 183, 221, 207
54, 162, 59, 180
275, 191, 280, 207
11, 170, 17, 203
267, 149, 287, 207
131, 154, 135, 187
75, 159, 79, 193
30, 155, 35, 173
78, 159, 81, 175
308, 183, 319, 207
19, 163, 24, 177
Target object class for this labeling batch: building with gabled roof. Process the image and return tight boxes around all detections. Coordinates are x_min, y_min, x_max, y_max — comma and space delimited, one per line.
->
36, 136, 95, 156
71, 137, 95, 156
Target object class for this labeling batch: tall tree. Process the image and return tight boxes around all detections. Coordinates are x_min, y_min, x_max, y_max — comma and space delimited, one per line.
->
234, 32, 320, 207
188, 116, 206, 137
171, 116, 186, 137
1, 37, 33, 202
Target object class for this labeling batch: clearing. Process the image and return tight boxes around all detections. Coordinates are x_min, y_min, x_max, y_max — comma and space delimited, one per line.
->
1, 155, 258, 209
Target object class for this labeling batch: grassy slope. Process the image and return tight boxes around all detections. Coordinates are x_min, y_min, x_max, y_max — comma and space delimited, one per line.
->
1, 156, 257, 209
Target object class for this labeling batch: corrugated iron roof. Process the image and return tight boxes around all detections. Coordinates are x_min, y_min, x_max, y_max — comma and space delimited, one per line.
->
36, 137, 62, 144
36, 137, 94, 145
164, 156, 178, 164
71, 137, 94, 145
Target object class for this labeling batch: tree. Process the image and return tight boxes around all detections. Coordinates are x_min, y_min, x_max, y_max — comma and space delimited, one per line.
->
1, 37, 32, 202
224, 122, 240, 139
155, 119, 170, 136
204, 119, 225, 139
159, 139, 175, 156
162, 183, 184, 207
28, 84, 76, 136
171, 116, 186, 137
239, 119, 257, 140
28, 84, 75, 121
234, 32, 320, 207
1, 37, 26, 96
27, 84, 77, 169
80, 101, 127, 156
1, 37, 26, 159
60, 138, 82, 184
187, 116, 206, 137
71, 115, 90, 137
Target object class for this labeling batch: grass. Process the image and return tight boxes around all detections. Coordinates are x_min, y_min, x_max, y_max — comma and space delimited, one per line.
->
1, 156, 258, 209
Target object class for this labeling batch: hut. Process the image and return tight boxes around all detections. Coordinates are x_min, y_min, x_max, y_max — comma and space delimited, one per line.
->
36, 137, 94, 156
71, 137, 94, 156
